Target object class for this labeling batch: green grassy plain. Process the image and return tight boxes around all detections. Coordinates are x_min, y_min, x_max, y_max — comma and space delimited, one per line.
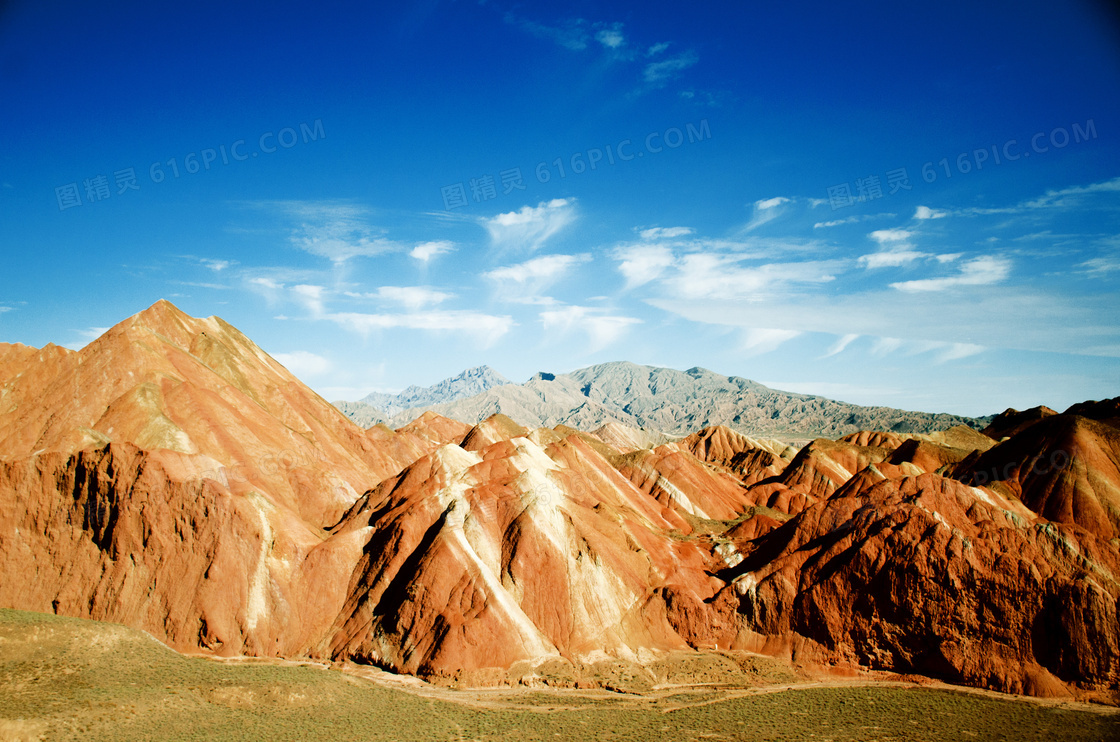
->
1, 608, 1116, 741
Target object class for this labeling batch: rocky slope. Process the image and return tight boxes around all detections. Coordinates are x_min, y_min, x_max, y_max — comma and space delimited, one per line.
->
1, 300, 1117, 703
338, 362, 991, 440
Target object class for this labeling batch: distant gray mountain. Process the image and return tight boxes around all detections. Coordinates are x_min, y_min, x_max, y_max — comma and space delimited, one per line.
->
333, 361, 991, 440
333, 366, 512, 427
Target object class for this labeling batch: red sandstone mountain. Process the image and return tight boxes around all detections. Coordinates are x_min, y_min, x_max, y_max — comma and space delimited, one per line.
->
0, 301, 1117, 702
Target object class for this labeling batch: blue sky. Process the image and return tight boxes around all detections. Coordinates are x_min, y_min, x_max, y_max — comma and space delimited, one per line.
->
1, 0, 1118, 416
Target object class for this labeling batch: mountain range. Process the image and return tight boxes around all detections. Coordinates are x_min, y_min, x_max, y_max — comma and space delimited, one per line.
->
1, 300, 1117, 705
334, 363, 992, 440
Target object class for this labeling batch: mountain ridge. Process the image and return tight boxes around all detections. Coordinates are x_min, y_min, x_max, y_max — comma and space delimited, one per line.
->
336, 360, 992, 440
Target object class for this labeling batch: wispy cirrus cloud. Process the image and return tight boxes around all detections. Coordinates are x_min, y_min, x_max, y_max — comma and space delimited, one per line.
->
291, 284, 326, 315
503, 12, 695, 86
739, 196, 792, 233
1023, 175, 1120, 210
482, 198, 576, 253
814, 212, 897, 229
483, 253, 591, 303
820, 333, 860, 358
1079, 255, 1120, 276
372, 286, 452, 309
890, 255, 1011, 292
643, 50, 698, 84
659, 253, 838, 301
343, 286, 453, 309
595, 177, 1120, 367
741, 328, 801, 355
504, 13, 589, 50
179, 255, 237, 272
242, 200, 455, 265
277, 201, 397, 262
638, 226, 693, 240
540, 305, 642, 351
938, 176, 1120, 219
328, 310, 513, 346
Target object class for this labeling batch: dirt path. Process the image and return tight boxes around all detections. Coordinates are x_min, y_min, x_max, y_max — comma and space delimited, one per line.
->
331, 662, 1120, 717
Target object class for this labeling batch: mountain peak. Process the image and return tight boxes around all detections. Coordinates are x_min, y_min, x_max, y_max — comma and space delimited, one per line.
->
455, 365, 509, 382
356, 365, 512, 416
131, 298, 195, 325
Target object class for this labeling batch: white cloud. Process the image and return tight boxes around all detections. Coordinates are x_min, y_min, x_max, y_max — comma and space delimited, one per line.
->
245, 200, 455, 265
813, 213, 898, 229
595, 26, 624, 49
482, 254, 590, 303
250, 277, 283, 290
756, 196, 790, 210
891, 255, 1012, 292
372, 286, 452, 310
821, 333, 860, 358
937, 342, 985, 362
540, 306, 642, 350
0, 306, 12, 314
869, 228, 912, 244
328, 311, 513, 346
815, 218, 858, 229
1079, 256, 1120, 276
410, 240, 455, 262
936, 253, 962, 263
272, 350, 332, 378
741, 196, 792, 232
914, 206, 949, 220
859, 228, 929, 268
661, 253, 838, 301
871, 337, 903, 356
638, 226, 692, 240
505, 13, 588, 51
649, 284, 1120, 359
643, 50, 698, 83
292, 284, 325, 315
268, 201, 398, 263
1024, 176, 1120, 209
614, 245, 675, 289
859, 250, 927, 269
647, 42, 670, 55
483, 199, 576, 252
742, 328, 801, 355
